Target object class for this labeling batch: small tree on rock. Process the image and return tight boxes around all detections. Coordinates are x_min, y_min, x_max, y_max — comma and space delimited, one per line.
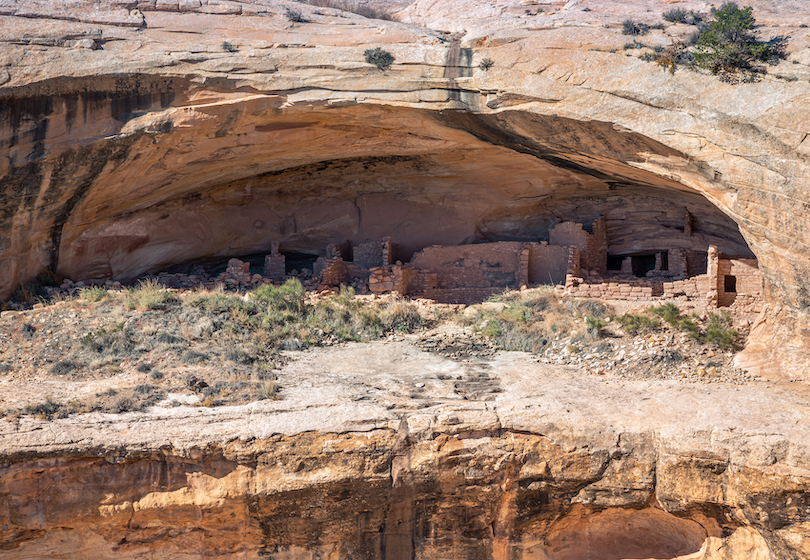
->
694, 2, 785, 76
364, 47, 395, 70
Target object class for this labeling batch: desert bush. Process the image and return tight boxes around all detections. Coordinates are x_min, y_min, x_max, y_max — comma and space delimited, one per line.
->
663, 8, 704, 25
154, 331, 185, 346
649, 303, 700, 335
222, 40, 238, 52
150, 370, 164, 380
663, 8, 689, 23
693, 2, 786, 76
622, 19, 649, 36
256, 380, 280, 400
479, 57, 495, 71
704, 311, 739, 350
80, 286, 109, 302
51, 360, 83, 376
36, 270, 62, 287
125, 279, 176, 311
136, 363, 152, 373
253, 279, 305, 315
181, 350, 208, 364
12, 283, 40, 305
476, 288, 607, 354
111, 397, 134, 413
84, 329, 135, 359
224, 348, 254, 364
285, 7, 306, 22
616, 313, 660, 334
364, 47, 395, 70
24, 398, 64, 420
380, 299, 422, 333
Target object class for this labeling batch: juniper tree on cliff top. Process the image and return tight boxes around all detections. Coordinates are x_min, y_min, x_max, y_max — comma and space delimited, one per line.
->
694, 2, 785, 75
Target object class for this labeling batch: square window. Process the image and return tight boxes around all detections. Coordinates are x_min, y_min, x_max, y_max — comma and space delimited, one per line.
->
724, 275, 737, 293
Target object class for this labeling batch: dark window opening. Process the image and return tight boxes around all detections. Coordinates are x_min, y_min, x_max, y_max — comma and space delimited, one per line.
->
660, 251, 669, 271
283, 251, 319, 274
724, 275, 737, 293
631, 254, 657, 278
606, 256, 624, 271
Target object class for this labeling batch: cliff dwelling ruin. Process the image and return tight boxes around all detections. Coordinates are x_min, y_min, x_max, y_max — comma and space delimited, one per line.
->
140, 212, 763, 311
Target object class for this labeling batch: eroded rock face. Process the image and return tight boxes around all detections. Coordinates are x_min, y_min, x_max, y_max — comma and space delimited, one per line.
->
1, 343, 810, 559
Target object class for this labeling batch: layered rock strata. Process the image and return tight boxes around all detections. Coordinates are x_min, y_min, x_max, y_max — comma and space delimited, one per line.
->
2, 343, 810, 559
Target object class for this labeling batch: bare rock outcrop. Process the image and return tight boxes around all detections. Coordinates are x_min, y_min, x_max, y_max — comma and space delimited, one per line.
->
2, 343, 810, 559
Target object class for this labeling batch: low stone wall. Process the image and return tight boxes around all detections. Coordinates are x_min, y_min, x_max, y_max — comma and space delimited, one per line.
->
566, 277, 661, 300
663, 275, 711, 299
420, 287, 504, 305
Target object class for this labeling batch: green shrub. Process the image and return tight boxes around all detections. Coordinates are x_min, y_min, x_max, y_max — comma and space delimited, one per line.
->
704, 311, 739, 350
616, 313, 659, 334
80, 286, 109, 302
125, 279, 176, 310
649, 303, 681, 326
622, 19, 649, 36
222, 40, 238, 52
185, 289, 257, 315
253, 279, 306, 315
482, 320, 503, 338
364, 47, 395, 70
693, 2, 786, 76
585, 316, 606, 330
479, 58, 494, 71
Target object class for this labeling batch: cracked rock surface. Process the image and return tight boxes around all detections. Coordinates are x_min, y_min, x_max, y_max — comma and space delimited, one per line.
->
2, 341, 810, 558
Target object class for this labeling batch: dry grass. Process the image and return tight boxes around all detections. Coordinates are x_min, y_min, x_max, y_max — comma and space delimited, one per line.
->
461, 287, 613, 354
125, 278, 177, 311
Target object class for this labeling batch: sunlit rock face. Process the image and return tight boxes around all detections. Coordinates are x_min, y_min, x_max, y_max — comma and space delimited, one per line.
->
1, 366, 806, 560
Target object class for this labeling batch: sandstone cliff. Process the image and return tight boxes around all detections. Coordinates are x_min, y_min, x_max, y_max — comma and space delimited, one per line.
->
2, 343, 810, 559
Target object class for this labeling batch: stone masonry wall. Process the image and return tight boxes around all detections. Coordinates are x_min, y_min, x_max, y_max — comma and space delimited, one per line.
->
587, 216, 608, 275
408, 242, 526, 290
550, 222, 589, 268
528, 243, 569, 286
353, 240, 383, 270
264, 242, 286, 281
718, 257, 763, 311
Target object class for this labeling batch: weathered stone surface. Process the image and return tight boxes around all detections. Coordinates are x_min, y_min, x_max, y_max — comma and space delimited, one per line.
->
1, 343, 809, 558
2, 1, 809, 373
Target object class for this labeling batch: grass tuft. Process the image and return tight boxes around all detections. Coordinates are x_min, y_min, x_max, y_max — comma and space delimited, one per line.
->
125, 279, 176, 311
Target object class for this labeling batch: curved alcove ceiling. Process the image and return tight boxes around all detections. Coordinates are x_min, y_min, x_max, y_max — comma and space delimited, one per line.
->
0, 85, 754, 290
